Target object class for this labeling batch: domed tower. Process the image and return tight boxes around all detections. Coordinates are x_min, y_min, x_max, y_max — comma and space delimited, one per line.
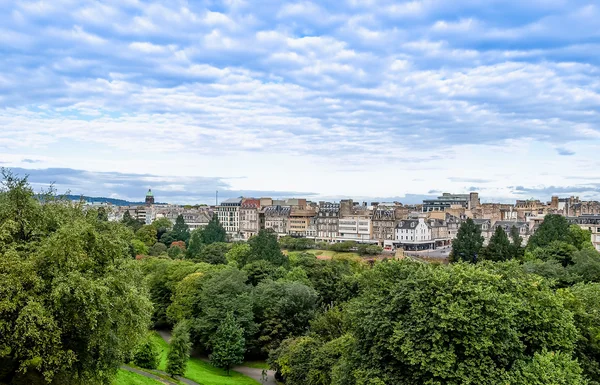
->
145, 189, 155, 205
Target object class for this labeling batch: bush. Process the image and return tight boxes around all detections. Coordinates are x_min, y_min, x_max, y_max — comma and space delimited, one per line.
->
133, 339, 159, 370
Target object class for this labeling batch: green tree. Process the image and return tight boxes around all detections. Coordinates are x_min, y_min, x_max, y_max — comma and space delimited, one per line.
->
510, 225, 524, 259
0, 170, 152, 384
210, 312, 245, 375
247, 229, 288, 267
132, 238, 149, 256
529, 241, 579, 267
505, 350, 587, 385
121, 210, 143, 232
172, 215, 190, 243
148, 242, 168, 256
269, 336, 321, 385
226, 243, 252, 267
568, 249, 600, 283
186, 228, 204, 259
483, 226, 512, 261
528, 214, 571, 250
342, 260, 578, 385
136, 224, 158, 247
450, 218, 484, 262
166, 322, 191, 378
252, 280, 318, 355
200, 214, 227, 244
569, 225, 594, 251
191, 267, 256, 351
561, 283, 600, 384
133, 339, 159, 370
160, 230, 177, 247
243, 260, 281, 286
194, 242, 229, 265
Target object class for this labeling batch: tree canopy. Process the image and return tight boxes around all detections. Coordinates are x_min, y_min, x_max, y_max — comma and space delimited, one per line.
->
0, 170, 152, 385
450, 218, 484, 263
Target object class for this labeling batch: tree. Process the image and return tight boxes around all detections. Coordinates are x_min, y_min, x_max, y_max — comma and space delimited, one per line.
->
252, 280, 318, 355
210, 312, 245, 375
160, 230, 177, 247
226, 243, 252, 267
194, 242, 229, 265
269, 336, 321, 385
510, 225, 524, 259
450, 218, 484, 262
505, 350, 587, 385
0, 170, 152, 384
186, 228, 204, 259
529, 241, 579, 267
569, 225, 594, 251
200, 214, 227, 245
191, 267, 256, 351
568, 249, 600, 283
483, 226, 512, 261
247, 229, 288, 267
172, 215, 190, 243
136, 224, 158, 247
528, 214, 571, 251
341, 260, 579, 385
133, 339, 159, 370
121, 210, 143, 232
166, 321, 191, 378
148, 242, 168, 256
168, 241, 187, 259
561, 283, 600, 384
357, 244, 383, 256
243, 260, 281, 286
132, 239, 149, 256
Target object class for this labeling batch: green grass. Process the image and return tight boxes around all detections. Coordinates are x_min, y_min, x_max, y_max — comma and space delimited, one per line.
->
113, 369, 164, 385
148, 331, 260, 385
242, 361, 269, 370
148, 331, 169, 371
185, 358, 260, 385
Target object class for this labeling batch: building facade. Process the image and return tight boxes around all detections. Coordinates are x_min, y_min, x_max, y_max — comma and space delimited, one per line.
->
240, 198, 261, 239
217, 198, 242, 235
316, 202, 339, 241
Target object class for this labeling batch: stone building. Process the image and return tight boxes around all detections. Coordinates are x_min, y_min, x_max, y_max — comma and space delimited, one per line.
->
372, 204, 399, 243
338, 199, 372, 242
262, 205, 291, 236
288, 206, 317, 237
240, 198, 261, 239
316, 202, 339, 241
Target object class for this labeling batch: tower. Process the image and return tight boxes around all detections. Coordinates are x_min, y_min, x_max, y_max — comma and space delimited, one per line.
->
145, 189, 155, 205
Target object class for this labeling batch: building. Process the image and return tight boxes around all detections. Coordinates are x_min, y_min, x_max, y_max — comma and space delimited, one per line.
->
473, 219, 492, 244
395, 218, 434, 250
240, 198, 261, 239
422, 192, 480, 212
372, 204, 400, 243
262, 205, 291, 236
338, 199, 373, 242
145, 189, 155, 205
288, 206, 317, 237
216, 197, 242, 236
316, 202, 339, 241
567, 215, 600, 252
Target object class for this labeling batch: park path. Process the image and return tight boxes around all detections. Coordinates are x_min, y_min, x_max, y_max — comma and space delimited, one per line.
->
157, 330, 277, 385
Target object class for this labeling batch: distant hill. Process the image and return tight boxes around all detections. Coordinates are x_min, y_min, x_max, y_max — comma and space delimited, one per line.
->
63, 195, 164, 206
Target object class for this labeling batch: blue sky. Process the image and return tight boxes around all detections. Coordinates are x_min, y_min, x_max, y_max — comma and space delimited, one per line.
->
1, 0, 599, 204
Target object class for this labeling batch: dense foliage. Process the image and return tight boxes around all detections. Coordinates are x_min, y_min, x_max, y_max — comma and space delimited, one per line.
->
0, 170, 152, 384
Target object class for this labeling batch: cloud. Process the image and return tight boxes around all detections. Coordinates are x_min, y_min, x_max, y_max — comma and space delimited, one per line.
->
5, 167, 318, 204
556, 147, 575, 156
1, 1, 599, 201
448, 177, 491, 183
21, 159, 41, 163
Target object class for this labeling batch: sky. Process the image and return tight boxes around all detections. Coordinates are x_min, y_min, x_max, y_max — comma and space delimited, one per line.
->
1, 0, 600, 204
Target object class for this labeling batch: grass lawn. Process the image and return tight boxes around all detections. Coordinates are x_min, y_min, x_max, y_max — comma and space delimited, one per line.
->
242, 361, 269, 370
303, 249, 361, 259
148, 331, 260, 385
113, 369, 164, 385
148, 331, 170, 371
186, 358, 260, 385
